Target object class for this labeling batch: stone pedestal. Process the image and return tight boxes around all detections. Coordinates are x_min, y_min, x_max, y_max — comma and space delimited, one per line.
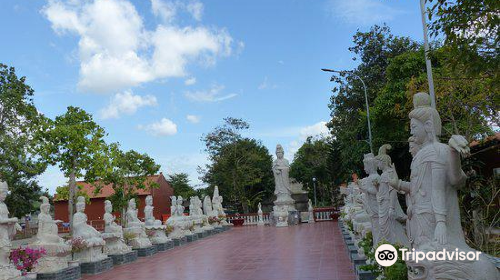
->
31, 243, 71, 274
73, 245, 107, 263
154, 240, 174, 252
123, 227, 152, 249
186, 233, 198, 242
36, 265, 81, 280
145, 226, 170, 245
109, 251, 138, 266
133, 246, 156, 257
80, 257, 113, 275
102, 233, 131, 256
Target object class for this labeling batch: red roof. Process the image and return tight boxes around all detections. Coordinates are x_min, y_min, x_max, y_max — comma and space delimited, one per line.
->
56, 174, 163, 200
470, 132, 500, 148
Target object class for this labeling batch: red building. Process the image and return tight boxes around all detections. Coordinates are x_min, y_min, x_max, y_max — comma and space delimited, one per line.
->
54, 173, 174, 224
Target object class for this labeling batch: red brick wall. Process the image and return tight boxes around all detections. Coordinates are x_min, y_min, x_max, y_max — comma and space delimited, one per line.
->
53, 173, 174, 223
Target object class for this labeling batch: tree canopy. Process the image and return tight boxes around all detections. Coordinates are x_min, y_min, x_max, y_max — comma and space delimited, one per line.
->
168, 173, 196, 199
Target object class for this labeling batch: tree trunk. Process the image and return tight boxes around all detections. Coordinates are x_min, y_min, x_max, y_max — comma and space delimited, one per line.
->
68, 165, 76, 234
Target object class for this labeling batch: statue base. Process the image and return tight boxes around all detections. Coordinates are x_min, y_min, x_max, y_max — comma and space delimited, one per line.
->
102, 233, 132, 256
31, 243, 71, 274
36, 264, 81, 280
154, 240, 174, 252
73, 245, 107, 263
0, 264, 22, 280
133, 246, 157, 257
109, 251, 138, 266
80, 257, 113, 275
186, 234, 198, 242
123, 227, 152, 249
173, 237, 187, 246
146, 228, 170, 245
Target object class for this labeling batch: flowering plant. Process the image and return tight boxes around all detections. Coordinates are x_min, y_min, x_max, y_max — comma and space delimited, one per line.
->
123, 232, 137, 245
68, 237, 87, 254
165, 225, 174, 234
208, 217, 220, 225
146, 230, 156, 237
10, 247, 46, 275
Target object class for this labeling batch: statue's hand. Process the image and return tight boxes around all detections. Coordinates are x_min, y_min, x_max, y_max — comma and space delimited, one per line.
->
434, 222, 447, 245
449, 135, 470, 158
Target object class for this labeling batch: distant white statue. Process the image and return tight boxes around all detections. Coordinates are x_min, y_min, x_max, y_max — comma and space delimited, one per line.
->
212, 186, 225, 216
31, 196, 71, 273
72, 196, 107, 262
73, 196, 105, 246
102, 200, 131, 255
273, 144, 296, 227
144, 196, 169, 244
358, 153, 381, 246
123, 199, 152, 249
388, 92, 499, 280
170, 196, 177, 216
307, 199, 315, 223
374, 144, 409, 247
257, 202, 264, 226
0, 181, 22, 279
166, 196, 193, 239
203, 195, 214, 217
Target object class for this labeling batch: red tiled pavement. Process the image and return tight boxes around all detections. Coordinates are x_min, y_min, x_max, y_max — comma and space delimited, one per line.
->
84, 222, 356, 280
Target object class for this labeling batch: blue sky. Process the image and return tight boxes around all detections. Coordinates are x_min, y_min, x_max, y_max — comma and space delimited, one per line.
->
0, 0, 425, 193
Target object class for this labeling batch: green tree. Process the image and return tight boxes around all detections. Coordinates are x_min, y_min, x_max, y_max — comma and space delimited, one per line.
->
0, 64, 48, 217
168, 173, 196, 199
290, 137, 331, 205
87, 142, 160, 222
54, 184, 90, 204
36, 106, 106, 227
327, 25, 418, 180
201, 118, 273, 213
426, 0, 499, 74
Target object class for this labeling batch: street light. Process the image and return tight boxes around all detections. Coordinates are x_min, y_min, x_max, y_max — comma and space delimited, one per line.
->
312, 177, 317, 207
321, 68, 373, 154
419, 0, 436, 108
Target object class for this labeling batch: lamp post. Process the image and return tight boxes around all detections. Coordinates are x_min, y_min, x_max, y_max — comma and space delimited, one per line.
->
321, 68, 373, 154
312, 177, 317, 207
419, 0, 436, 108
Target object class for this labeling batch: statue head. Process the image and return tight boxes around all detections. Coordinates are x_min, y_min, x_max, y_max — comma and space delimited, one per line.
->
213, 186, 219, 198
362, 153, 376, 174
0, 181, 8, 201
276, 144, 284, 159
76, 196, 86, 213
177, 196, 183, 205
128, 199, 136, 210
40, 196, 50, 214
146, 195, 153, 206
375, 144, 392, 169
105, 200, 112, 213
409, 92, 442, 145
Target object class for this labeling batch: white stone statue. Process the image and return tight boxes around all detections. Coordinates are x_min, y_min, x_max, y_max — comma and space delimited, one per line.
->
165, 196, 192, 239
143, 196, 169, 244
273, 144, 296, 227
72, 196, 107, 262
307, 199, 315, 223
189, 197, 204, 234
358, 153, 381, 246
212, 186, 226, 217
388, 92, 499, 280
102, 200, 131, 255
374, 144, 409, 247
31, 196, 71, 273
170, 195, 177, 216
0, 181, 22, 280
123, 198, 152, 249
257, 202, 264, 226
203, 195, 214, 217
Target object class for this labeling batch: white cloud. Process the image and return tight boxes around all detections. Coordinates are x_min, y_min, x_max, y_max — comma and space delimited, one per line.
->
186, 114, 200, 123
327, 0, 403, 26
186, 1, 203, 21
158, 153, 209, 187
42, 0, 235, 94
138, 118, 178, 136
299, 121, 329, 139
258, 76, 277, 90
100, 91, 157, 119
184, 84, 237, 102
184, 77, 196, 85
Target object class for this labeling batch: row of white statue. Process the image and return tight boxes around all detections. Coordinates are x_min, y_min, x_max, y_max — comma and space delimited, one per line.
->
342, 92, 499, 280
0, 182, 228, 280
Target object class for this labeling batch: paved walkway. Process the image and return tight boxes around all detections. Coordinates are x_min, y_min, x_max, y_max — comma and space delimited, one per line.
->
84, 222, 356, 280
